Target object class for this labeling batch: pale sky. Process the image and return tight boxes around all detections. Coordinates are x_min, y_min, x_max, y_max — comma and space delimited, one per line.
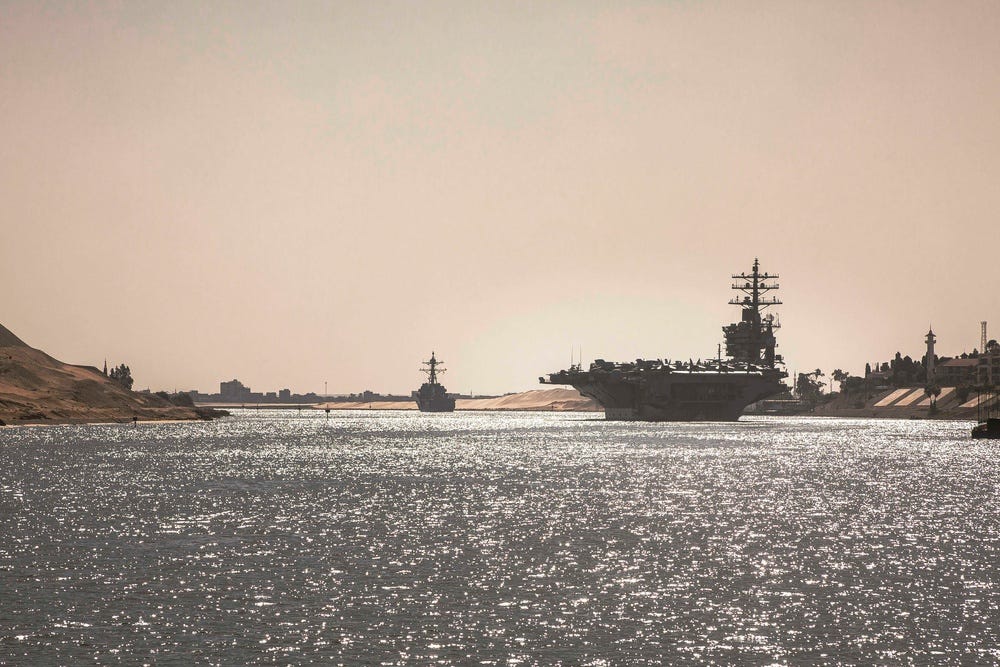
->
2, 1, 998, 395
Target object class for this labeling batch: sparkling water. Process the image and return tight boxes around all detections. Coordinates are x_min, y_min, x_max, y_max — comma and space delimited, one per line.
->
2, 411, 997, 664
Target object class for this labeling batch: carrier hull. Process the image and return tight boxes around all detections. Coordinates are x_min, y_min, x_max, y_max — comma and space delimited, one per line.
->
546, 367, 786, 421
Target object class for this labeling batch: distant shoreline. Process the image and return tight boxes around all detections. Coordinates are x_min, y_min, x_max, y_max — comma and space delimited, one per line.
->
198, 388, 603, 413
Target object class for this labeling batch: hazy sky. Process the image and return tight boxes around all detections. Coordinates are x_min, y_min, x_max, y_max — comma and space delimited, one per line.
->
2, 1, 999, 395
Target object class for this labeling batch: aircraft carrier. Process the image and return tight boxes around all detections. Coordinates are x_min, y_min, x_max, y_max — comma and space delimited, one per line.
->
540, 259, 788, 421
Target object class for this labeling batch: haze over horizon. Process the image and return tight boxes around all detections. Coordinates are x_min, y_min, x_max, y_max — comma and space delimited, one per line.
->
3, 1, 999, 396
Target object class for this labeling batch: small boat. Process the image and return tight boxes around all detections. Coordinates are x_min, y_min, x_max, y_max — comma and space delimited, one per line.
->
972, 418, 1000, 439
972, 388, 1000, 438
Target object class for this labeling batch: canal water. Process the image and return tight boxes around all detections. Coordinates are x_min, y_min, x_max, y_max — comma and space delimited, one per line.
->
1, 411, 997, 664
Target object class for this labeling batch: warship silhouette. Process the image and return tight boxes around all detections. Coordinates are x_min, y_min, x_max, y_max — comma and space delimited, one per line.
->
414, 352, 456, 412
541, 259, 788, 421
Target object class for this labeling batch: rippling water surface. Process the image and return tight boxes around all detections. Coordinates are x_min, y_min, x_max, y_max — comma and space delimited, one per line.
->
2, 411, 999, 664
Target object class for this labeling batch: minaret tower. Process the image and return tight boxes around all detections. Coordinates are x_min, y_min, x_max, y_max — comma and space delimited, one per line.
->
925, 326, 936, 382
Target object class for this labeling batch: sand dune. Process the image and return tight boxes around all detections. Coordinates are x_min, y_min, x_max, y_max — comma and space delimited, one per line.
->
0, 323, 215, 425
0, 323, 28, 348
315, 388, 599, 413
456, 388, 599, 411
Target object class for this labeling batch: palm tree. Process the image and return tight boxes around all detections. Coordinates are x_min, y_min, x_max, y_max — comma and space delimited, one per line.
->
925, 383, 942, 412
832, 369, 848, 393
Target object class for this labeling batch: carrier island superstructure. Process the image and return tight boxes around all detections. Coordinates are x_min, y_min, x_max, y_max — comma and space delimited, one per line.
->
541, 259, 788, 421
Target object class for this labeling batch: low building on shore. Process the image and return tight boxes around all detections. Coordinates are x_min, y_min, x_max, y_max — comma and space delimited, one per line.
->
978, 341, 1000, 386
935, 358, 979, 386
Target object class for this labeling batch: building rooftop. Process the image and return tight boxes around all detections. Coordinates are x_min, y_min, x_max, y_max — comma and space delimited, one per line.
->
939, 358, 980, 367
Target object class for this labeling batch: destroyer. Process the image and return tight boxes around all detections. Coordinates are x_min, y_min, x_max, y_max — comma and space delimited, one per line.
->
414, 351, 456, 412
541, 259, 788, 421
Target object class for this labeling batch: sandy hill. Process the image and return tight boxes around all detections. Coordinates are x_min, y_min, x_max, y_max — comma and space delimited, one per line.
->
0, 323, 214, 425
456, 388, 599, 412
314, 388, 600, 412
0, 323, 28, 348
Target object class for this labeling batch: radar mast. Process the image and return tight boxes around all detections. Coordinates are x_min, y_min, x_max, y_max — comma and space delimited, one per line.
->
421, 352, 446, 386
724, 258, 782, 367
